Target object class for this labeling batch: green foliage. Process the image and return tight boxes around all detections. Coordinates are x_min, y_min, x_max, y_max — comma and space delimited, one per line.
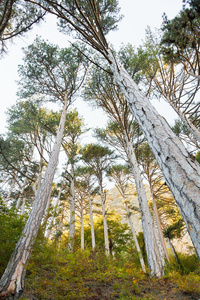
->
81, 143, 116, 183
1, 204, 199, 299
165, 253, 200, 294
118, 42, 159, 84
82, 143, 113, 161
163, 219, 184, 239
195, 151, 200, 164
161, 1, 200, 63
81, 214, 133, 255
22, 239, 200, 299
174, 272, 200, 294
0, 199, 26, 276
24, 240, 144, 299
18, 38, 86, 103
171, 119, 191, 137
0, 135, 26, 169
165, 252, 200, 275
63, 109, 86, 162
58, 0, 123, 36
0, 0, 44, 54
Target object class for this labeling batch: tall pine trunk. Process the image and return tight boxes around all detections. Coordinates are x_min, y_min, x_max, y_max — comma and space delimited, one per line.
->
32, 135, 46, 197
108, 50, 200, 259
123, 199, 146, 273
80, 201, 84, 250
0, 95, 68, 299
88, 187, 96, 249
68, 163, 76, 252
45, 175, 65, 239
124, 133, 165, 277
149, 186, 170, 262
100, 184, 110, 255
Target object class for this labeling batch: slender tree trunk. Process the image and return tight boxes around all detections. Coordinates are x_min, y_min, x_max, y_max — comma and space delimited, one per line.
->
45, 175, 65, 239
167, 237, 176, 260
32, 139, 45, 197
0, 95, 68, 299
80, 203, 84, 250
20, 196, 26, 216
124, 133, 165, 277
68, 163, 75, 252
100, 185, 110, 255
150, 188, 170, 262
108, 50, 200, 260
5, 178, 15, 202
44, 186, 53, 215
169, 99, 200, 146
124, 200, 146, 273
88, 188, 96, 249
16, 146, 35, 213
167, 238, 183, 270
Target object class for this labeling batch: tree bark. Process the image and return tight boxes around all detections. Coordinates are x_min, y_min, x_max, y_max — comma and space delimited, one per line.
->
68, 163, 76, 252
123, 200, 146, 273
80, 202, 84, 250
108, 50, 200, 260
45, 175, 65, 239
88, 187, 96, 249
150, 188, 170, 262
124, 133, 165, 277
32, 136, 45, 197
0, 95, 68, 299
100, 185, 110, 255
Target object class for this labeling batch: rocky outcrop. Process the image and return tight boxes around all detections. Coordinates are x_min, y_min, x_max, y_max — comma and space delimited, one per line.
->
93, 184, 194, 255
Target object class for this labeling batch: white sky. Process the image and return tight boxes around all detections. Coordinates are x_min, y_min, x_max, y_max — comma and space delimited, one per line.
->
0, 0, 183, 136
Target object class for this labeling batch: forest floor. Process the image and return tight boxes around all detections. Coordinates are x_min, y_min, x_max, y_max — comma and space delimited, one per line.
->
22, 275, 200, 300
21, 258, 200, 300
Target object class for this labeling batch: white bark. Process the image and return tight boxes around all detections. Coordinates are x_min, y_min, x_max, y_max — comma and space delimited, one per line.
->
32, 135, 44, 196
125, 134, 165, 277
150, 189, 170, 262
32, 144, 44, 197
80, 203, 84, 250
88, 188, 96, 249
100, 186, 110, 255
124, 200, 146, 273
20, 197, 26, 216
0, 95, 68, 298
45, 175, 65, 239
68, 163, 76, 252
44, 186, 53, 215
108, 50, 200, 260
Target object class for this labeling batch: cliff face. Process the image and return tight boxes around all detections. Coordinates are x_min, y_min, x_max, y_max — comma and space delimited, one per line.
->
93, 184, 149, 233
103, 185, 143, 233
93, 184, 194, 255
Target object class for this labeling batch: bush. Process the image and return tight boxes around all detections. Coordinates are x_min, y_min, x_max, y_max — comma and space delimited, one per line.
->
0, 199, 26, 276
174, 273, 200, 294
164, 252, 200, 275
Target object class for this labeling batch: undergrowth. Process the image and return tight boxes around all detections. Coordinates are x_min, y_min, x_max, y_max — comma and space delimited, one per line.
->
19, 237, 200, 300
0, 207, 200, 299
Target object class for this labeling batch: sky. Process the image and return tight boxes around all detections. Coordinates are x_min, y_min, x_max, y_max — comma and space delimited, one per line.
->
0, 0, 183, 137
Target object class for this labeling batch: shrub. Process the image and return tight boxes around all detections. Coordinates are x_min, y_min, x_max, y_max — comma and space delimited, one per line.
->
0, 199, 26, 276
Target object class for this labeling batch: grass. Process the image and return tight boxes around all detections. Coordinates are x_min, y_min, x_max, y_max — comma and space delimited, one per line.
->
20, 246, 200, 300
